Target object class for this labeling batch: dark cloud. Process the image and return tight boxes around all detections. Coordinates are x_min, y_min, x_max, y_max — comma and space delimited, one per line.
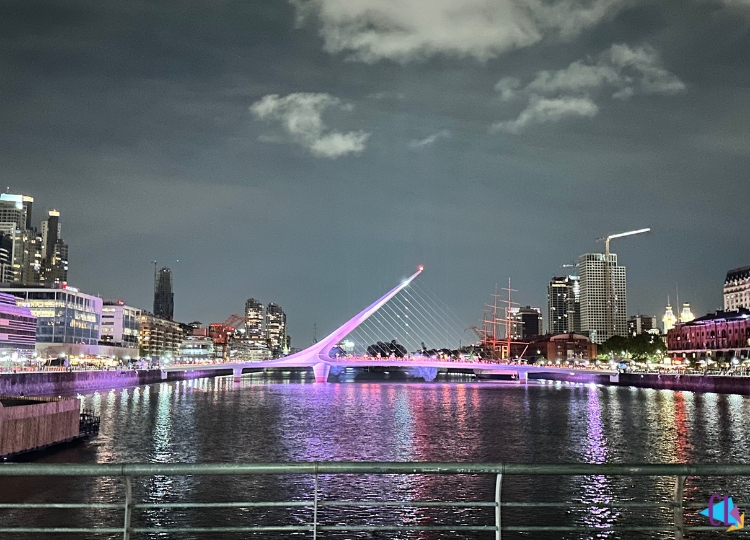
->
1, 0, 748, 343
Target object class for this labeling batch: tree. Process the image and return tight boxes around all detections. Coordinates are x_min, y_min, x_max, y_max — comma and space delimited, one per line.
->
366, 340, 407, 358
600, 333, 663, 360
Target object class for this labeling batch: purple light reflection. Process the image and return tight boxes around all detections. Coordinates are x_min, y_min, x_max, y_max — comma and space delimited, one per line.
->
578, 386, 620, 536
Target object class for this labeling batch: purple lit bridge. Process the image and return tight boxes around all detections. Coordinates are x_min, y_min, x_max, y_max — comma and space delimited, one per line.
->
162, 268, 616, 383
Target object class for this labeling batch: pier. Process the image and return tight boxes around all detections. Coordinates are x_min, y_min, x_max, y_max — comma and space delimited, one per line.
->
0, 396, 99, 460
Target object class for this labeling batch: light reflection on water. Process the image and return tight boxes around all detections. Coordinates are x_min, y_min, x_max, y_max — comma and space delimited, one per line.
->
1, 377, 750, 538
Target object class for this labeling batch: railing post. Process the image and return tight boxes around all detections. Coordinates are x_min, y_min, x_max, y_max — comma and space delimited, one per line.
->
123, 476, 132, 540
673, 475, 686, 540
313, 469, 318, 540
495, 473, 503, 540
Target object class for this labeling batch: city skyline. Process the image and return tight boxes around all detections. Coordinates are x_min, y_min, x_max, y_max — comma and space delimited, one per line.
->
2, 0, 749, 340
0, 188, 737, 344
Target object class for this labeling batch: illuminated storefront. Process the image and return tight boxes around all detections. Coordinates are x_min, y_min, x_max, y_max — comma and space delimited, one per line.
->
0, 286, 101, 348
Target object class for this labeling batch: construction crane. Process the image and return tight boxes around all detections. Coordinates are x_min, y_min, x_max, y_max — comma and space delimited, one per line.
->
596, 228, 650, 341
209, 314, 245, 359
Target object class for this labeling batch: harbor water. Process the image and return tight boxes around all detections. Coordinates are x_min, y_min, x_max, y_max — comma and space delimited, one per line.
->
1, 374, 750, 538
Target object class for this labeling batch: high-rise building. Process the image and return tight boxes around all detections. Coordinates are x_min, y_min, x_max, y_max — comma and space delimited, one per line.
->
547, 275, 581, 335
662, 300, 677, 333
578, 252, 627, 344
0, 194, 38, 285
244, 298, 265, 347
39, 210, 68, 286
724, 266, 750, 311
509, 306, 543, 341
153, 267, 174, 320
0, 194, 33, 229
0, 232, 13, 283
628, 315, 657, 337
0, 196, 68, 287
265, 303, 286, 356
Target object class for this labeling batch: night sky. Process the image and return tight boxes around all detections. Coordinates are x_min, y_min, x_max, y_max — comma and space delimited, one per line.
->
2, 0, 749, 346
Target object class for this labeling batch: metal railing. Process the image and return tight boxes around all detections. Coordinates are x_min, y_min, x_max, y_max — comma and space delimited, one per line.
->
0, 462, 748, 538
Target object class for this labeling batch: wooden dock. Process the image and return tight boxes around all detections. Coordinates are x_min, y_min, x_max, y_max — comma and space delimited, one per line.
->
0, 396, 99, 460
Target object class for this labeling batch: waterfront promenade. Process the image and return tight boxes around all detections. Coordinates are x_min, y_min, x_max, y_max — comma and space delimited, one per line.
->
5, 361, 750, 397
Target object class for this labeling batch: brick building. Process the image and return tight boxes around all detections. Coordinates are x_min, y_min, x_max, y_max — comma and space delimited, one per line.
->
666, 308, 750, 362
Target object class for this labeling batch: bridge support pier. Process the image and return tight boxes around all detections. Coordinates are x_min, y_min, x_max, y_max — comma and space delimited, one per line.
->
160, 370, 168, 381
518, 371, 528, 383
233, 367, 243, 382
609, 373, 620, 384
313, 363, 330, 383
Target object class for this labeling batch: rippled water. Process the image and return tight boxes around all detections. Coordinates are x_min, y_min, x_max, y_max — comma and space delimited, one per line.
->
3, 374, 750, 539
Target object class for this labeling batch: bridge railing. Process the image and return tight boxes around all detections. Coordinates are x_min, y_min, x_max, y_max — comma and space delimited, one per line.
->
0, 462, 747, 539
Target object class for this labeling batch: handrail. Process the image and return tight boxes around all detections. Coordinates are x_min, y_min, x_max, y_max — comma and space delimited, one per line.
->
2, 461, 750, 476
0, 462, 747, 539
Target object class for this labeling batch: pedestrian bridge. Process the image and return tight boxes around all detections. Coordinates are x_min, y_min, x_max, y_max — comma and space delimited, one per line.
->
162, 267, 615, 382
161, 356, 615, 383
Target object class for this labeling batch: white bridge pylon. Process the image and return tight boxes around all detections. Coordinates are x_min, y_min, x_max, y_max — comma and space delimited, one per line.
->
267, 267, 424, 381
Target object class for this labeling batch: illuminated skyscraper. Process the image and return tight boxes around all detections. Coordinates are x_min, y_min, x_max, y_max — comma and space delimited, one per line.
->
265, 303, 286, 357
153, 267, 174, 320
40, 210, 68, 286
547, 275, 581, 335
0, 195, 69, 286
0, 194, 41, 285
244, 298, 265, 347
509, 306, 543, 340
578, 252, 627, 344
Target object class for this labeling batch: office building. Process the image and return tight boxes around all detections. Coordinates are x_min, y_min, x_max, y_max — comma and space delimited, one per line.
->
153, 267, 174, 320
178, 336, 215, 361
138, 312, 184, 360
265, 303, 286, 356
100, 300, 141, 353
666, 308, 750, 362
509, 306, 543, 341
578, 252, 627, 344
724, 266, 750, 311
244, 298, 265, 346
547, 275, 581, 335
0, 194, 31, 230
40, 210, 68, 286
1, 285, 102, 356
628, 315, 658, 337
0, 195, 68, 287
0, 292, 37, 355
0, 232, 13, 283
0, 194, 36, 284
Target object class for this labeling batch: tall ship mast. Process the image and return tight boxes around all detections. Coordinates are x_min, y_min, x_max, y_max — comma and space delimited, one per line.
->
479, 279, 526, 361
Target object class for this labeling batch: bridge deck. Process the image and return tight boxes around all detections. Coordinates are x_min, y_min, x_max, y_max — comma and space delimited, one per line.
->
162, 358, 615, 377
